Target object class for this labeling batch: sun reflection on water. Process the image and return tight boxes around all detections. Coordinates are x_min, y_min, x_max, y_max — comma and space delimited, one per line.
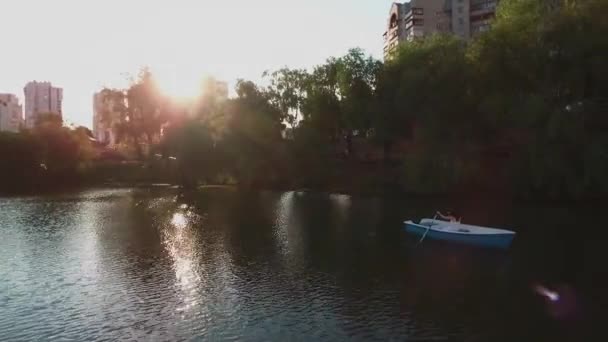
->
274, 191, 295, 257
274, 191, 308, 270
162, 209, 201, 313
171, 212, 188, 229
330, 193, 351, 231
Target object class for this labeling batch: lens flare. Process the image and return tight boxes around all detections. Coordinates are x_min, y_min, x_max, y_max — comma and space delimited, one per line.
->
534, 284, 560, 302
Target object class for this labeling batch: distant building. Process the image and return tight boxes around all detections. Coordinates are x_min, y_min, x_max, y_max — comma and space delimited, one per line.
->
201, 79, 228, 102
468, 0, 500, 37
214, 81, 229, 101
383, 0, 500, 59
0, 94, 23, 133
23, 81, 63, 128
92, 92, 118, 146
193, 79, 229, 117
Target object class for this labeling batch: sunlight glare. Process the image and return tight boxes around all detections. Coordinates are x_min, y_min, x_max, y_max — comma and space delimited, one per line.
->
162, 219, 201, 313
171, 212, 188, 229
154, 66, 206, 100
275, 191, 295, 256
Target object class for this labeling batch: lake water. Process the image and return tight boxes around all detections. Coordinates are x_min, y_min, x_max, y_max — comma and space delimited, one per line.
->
0, 188, 604, 341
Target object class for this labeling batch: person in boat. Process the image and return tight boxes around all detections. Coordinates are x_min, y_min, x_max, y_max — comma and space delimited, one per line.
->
436, 210, 461, 223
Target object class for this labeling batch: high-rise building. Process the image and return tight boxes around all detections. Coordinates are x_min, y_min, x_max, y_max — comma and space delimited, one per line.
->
92, 91, 118, 146
23, 81, 63, 128
383, 0, 500, 59
0, 94, 23, 133
468, 0, 500, 37
213, 81, 229, 102
192, 79, 229, 117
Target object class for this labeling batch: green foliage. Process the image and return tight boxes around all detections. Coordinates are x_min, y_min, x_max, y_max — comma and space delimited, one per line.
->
336, 48, 382, 153
35, 112, 63, 128
161, 120, 217, 188
264, 68, 308, 126
220, 80, 286, 187
5, 0, 607, 199
0, 132, 41, 191
466, 0, 608, 198
99, 68, 169, 158
385, 35, 474, 142
300, 59, 341, 142
263, 49, 381, 158
288, 122, 333, 186
0, 124, 97, 192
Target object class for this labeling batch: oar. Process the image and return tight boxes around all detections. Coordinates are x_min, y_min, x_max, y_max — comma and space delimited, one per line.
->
417, 214, 437, 245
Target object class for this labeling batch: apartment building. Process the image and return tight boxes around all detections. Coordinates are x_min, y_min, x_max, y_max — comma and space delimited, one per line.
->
383, 0, 500, 59
24, 81, 63, 128
92, 91, 118, 146
0, 94, 23, 132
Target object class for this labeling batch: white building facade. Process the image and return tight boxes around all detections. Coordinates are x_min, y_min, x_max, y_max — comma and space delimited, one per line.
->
0, 94, 23, 133
24, 81, 63, 128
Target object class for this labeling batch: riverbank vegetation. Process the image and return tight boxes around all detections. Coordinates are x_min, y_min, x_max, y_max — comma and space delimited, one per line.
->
1, 0, 607, 199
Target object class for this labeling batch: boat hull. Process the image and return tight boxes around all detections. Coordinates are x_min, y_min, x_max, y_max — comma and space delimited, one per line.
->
404, 221, 515, 249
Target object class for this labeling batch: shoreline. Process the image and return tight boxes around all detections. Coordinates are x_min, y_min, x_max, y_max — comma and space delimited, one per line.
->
2, 181, 606, 206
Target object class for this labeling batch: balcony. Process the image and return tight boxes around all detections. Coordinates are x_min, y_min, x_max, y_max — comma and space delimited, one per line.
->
383, 40, 400, 59
384, 25, 400, 42
404, 7, 424, 22
404, 27, 424, 42
470, 1, 497, 16
470, 12, 495, 23
404, 18, 424, 30
383, 32, 400, 53
471, 23, 491, 36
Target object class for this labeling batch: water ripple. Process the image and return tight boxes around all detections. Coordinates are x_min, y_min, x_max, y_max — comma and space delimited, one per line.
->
0, 188, 582, 341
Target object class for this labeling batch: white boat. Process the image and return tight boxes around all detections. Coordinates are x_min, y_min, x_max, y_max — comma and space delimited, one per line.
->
404, 219, 516, 249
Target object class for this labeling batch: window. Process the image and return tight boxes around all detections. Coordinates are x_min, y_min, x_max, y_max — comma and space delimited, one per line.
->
389, 14, 398, 28
412, 7, 423, 15
458, 6, 463, 14
405, 17, 422, 29
472, 23, 491, 34
471, 1, 497, 12
458, 17, 464, 25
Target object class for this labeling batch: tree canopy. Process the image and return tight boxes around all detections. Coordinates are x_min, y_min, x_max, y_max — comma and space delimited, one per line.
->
3, 0, 607, 199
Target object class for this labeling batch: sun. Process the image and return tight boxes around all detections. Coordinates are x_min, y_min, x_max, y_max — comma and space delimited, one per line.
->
158, 76, 202, 100
153, 67, 206, 100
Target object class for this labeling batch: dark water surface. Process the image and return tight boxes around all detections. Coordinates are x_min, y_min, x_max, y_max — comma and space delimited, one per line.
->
0, 188, 604, 341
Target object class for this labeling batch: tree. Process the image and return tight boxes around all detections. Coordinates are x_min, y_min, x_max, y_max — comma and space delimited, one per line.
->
196, 76, 228, 120
161, 120, 217, 189
300, 59, 341, 144
99, 68, 169, 158
0, 132, 41, 191
468, 0, 608, 198
35, 112, 63, 128
335, 48, 382, 157
264, 68, 309, 126
220, 80, 286, 187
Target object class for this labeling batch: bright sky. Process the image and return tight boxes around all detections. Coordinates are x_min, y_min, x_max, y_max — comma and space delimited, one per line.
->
0, 0, 394, 128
